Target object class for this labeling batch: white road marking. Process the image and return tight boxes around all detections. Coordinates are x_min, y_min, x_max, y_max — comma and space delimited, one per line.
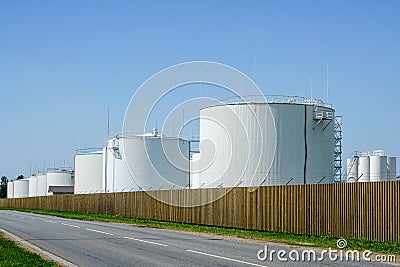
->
186, 249, 268, 267
123, 236, 168, 247
86, 228, 114, 236
61, 223, 80, 228
43, 220, 57, 223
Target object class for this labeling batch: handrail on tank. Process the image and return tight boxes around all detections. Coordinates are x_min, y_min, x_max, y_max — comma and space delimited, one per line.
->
111, 131, 192, 141
76, 148, 103, 155
211, 94, 332, 108
353, 150, 386, 157
46, 167, 73, 172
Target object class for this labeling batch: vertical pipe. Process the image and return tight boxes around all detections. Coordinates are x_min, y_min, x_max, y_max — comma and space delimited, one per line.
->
188, 140, 191, 189
304, 105, 308, 184
103, 147, 108, 192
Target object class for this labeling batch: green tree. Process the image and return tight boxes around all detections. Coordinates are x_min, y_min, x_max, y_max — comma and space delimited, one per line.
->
16, 175, 24, 180
0, 176, 7, 198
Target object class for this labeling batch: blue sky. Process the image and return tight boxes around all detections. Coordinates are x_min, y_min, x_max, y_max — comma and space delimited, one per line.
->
1, 0, 399, 179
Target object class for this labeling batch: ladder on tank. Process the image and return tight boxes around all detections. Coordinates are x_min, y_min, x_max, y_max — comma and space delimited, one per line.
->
346, 153, 358, 182
334, 116, 343, 182
109, 135, 122, 159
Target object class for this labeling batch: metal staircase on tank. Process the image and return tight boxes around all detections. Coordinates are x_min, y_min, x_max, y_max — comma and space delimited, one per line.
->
312, 106, 342, 182
334, 116, 343, 182
346, 151, 359, 182
109, 135, 122, 159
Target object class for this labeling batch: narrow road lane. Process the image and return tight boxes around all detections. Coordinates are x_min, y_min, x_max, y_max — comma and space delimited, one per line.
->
0, 210, 394, 267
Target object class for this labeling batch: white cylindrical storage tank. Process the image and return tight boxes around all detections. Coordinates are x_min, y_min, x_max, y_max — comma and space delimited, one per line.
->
7, 182, 14, 199
370, 155, 387, 182
358, 156, 370, 182
190, 153, 201, 189
28, 176, 37, 197
121, 135, 190, 191
106, 138, 141, 192
346, 157, 359, 182
36, 173, 47, 196
387, 157, 397, 181
74, 149, 104, 194
46, 170, 74, 196
197, 99, 335, 187
13, 179, 29, 198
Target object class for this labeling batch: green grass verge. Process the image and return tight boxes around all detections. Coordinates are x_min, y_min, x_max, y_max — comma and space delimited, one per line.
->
0, 231, 58, 267
2, 206, 400, 255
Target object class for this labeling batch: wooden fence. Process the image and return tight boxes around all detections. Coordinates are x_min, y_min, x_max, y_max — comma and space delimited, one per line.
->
1, 181, 399, 243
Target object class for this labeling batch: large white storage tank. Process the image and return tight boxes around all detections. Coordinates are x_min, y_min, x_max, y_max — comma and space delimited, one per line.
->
28, 175, 37, 197
369, 155, 388, 182
46, 169, 74, 195
74, 149, 104, 194
105, 137, 140, 192
7, 182, 14, 199
13, 179, 29, 198
387, 157, 397, 181
36, 173, 47, 196
197, 96, 335, 187
121, 134, 190, 191
346, 157, 359, 182
358, 156, 370, 182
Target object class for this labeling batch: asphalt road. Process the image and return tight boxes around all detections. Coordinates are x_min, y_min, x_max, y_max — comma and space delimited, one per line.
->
0, 210, 395, 267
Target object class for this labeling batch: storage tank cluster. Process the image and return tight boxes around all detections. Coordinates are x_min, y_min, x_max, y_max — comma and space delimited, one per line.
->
8, 94, 343, 197
64, 95, 341, 194
191, 95, 337, 188
74, 131, 190, 194
346, 150, 397, 182
7, 169, 74, 198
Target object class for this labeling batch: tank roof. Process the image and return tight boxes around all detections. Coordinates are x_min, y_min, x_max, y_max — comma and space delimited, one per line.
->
207, 95, 333, 109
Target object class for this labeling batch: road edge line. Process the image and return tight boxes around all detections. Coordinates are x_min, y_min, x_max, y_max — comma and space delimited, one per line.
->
0, 228, 77, 267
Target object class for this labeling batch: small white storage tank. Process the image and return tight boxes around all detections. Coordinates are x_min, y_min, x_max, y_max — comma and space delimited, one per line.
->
28, 175, 37, 197
197, 96, 335, 187
358, 156, 370, 182
7, 182, 14, 199
36, 173, 47, 196
190, 153, 201, 189
46, 169, 74, 196
74, 149, 104, 194
13, 179, 29, 198
370, 156, 388, 182
346, 157, 359, 182
121, 134, 190, 191
387, 157, 397, 181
